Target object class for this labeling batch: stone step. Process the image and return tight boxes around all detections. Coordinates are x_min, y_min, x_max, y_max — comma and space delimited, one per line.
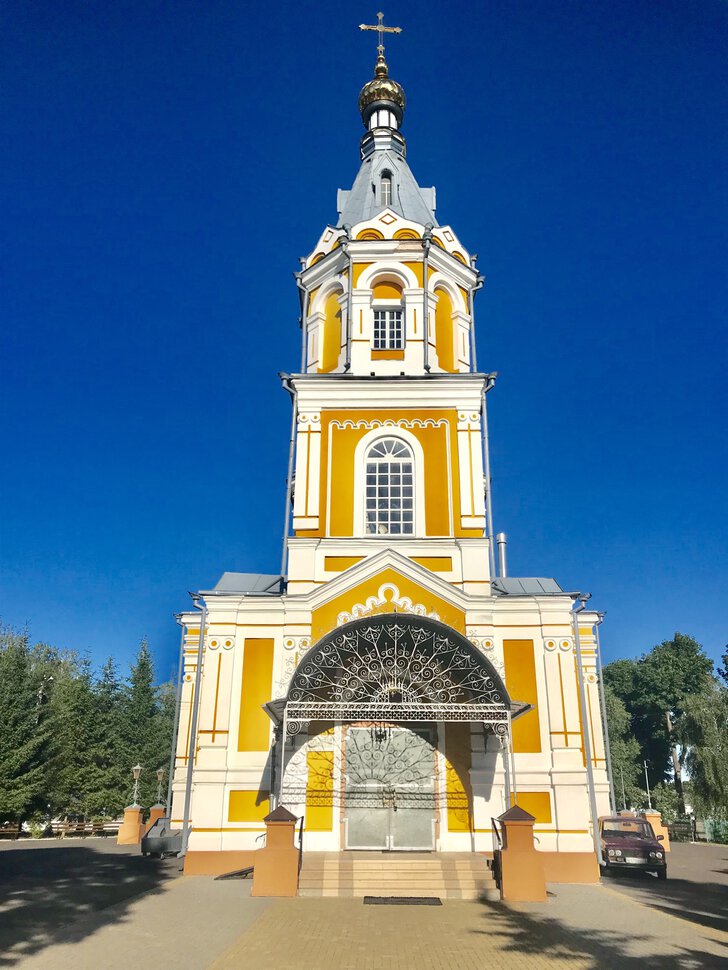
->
299, 877, 495, 888
298, 851, 498, 899
299, 886, 501, 900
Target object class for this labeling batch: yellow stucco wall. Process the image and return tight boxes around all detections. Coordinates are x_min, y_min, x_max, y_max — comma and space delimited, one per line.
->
319, 289, 342, 373
304, 408, 480, 540
434, 287, 455, 372
445, 723, 473, 833
510, 791, 552, 824
503, 639, 542, 753
228, 790, 270, 823
306, 751, 334, 831
237, 639, 274, 752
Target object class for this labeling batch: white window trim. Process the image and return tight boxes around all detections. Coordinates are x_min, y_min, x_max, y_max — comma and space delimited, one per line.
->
353, 428, 426, 538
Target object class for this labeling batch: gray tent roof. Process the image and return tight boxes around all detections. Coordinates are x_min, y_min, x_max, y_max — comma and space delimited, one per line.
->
491, 577, 565, 596
213, 572, 281, 594
337, 149, 437, 228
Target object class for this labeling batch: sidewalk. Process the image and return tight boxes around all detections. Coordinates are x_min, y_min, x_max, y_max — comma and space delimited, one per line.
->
209, 883, 727, 970
13, 877, 270, 970
6, 841, 726, 970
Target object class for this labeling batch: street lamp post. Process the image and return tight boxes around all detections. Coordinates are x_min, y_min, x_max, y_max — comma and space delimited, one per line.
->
131, 764, 143, 808
644, 760, 652, 810
155, 767, 165, 807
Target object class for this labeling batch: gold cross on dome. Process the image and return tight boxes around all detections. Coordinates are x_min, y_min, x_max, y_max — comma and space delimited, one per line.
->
359, 11, 402, 59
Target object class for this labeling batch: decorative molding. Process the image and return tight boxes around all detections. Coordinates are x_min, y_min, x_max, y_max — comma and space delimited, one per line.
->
336, 582, 440, 626
330, 417, 448, 431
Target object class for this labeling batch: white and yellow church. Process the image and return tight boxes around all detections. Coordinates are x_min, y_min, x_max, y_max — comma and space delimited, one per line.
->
171, 25, 611, 885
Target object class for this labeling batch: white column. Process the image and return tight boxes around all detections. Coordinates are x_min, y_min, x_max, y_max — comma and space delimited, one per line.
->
292, 410, 321, 531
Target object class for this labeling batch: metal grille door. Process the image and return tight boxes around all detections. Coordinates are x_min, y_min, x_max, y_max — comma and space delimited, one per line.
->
344, 726, 436, 850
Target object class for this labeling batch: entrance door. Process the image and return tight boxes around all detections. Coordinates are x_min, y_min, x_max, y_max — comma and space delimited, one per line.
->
344, 725, 436, 850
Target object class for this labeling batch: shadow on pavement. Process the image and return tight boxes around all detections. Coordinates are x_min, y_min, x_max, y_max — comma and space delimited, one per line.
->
602, 868, 727, 936
0, 840, 178, 966
471, 895, 726, 969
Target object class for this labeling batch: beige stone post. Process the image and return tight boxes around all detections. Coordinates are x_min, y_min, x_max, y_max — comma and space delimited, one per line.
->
145, 805, 166, 834
642, 809, 671, 851
251, 806, 300, 898
497, 805, 547, 902
117, 806, 145, 846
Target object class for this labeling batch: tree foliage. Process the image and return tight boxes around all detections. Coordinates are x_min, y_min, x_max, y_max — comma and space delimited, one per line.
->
678, 686, 728, 818
603, 685, 643, 809
604, 632, 720, 816
0, 626, 176, 822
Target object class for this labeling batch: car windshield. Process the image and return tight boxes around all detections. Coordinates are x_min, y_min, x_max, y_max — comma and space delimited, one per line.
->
601, 820, 653, 839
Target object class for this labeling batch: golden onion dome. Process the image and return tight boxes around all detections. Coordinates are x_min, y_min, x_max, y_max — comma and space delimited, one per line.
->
358, 55, 406, 117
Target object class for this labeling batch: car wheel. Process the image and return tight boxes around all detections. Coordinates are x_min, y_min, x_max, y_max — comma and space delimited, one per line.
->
657, 868, 667, 880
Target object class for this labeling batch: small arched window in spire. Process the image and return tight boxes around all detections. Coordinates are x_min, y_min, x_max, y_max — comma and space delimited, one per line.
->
381, 173, 392, 207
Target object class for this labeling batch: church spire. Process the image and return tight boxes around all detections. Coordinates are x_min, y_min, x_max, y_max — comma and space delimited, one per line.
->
337, 13, 435, 228
358, 13, 406, 140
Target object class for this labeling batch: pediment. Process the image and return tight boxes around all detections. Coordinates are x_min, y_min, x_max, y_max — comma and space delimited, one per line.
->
301, 549, 468, 644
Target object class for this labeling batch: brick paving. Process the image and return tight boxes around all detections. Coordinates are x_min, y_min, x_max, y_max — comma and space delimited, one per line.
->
210, 882, 727, 970
4, 840, 726, 969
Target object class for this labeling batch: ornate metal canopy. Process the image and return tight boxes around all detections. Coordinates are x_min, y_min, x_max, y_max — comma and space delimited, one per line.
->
283, 614, 512, 735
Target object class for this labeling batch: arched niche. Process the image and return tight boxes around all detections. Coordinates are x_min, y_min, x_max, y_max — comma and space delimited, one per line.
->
319, 287, 343, 373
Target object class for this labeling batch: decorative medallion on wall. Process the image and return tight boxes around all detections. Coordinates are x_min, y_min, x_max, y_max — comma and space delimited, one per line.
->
466, 632, 504, 677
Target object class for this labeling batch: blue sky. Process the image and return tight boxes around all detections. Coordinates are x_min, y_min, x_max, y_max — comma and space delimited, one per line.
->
2, 0, 726, 680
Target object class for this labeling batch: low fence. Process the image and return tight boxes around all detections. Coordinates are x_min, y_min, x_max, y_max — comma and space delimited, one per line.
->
666, 817, 728, 844
704, 818, 728, 844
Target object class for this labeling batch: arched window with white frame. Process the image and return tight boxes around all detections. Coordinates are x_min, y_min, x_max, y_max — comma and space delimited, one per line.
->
381, 171, 393, 207
364, 437, 414, 535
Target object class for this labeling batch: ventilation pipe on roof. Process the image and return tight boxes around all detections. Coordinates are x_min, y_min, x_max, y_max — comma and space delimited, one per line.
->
496, 532, 508, 577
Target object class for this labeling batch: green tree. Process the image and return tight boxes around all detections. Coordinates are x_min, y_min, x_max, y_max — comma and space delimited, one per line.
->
48, 655, 99, 816
122, 638, 175, 807
605, 633, 715, 815
652, 782, 680, 822
0, 628, 51, 821
678, 686, 728, 818
604, 684, 643, 809
718, 645, 728, 689
86, 657, 129, 816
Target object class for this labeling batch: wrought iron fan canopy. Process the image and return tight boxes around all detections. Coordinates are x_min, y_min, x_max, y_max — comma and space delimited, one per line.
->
284, 614, 512, 733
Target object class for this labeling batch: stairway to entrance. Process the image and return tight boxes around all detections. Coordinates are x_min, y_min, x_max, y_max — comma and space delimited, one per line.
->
298, 852, 498, 900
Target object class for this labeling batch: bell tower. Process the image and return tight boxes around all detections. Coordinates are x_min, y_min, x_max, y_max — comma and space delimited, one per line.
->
283, 29, 496, 596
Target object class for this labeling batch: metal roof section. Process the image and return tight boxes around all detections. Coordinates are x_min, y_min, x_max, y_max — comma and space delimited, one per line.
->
213, 572, 282, 594
491, 577, 565, 596
337, 149, 437, 228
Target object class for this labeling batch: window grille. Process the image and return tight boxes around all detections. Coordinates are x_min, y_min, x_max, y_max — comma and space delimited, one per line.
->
373, 309, 403, 349
381, 174, 392, 206
365, 438, 414, 535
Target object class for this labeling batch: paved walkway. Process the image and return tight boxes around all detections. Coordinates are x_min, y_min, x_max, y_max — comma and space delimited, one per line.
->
3, 840, 726, 969
603, 841, 728, 938
209, 883, 727, 970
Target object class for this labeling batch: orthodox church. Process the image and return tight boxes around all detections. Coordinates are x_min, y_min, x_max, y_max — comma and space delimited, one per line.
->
171, 22, 611, 882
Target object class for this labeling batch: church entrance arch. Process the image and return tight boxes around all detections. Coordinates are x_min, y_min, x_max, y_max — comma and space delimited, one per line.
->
284, 614, 512, 851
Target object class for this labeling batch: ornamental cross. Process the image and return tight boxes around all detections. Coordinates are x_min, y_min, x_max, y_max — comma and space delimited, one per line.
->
359, 11, 402, 59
